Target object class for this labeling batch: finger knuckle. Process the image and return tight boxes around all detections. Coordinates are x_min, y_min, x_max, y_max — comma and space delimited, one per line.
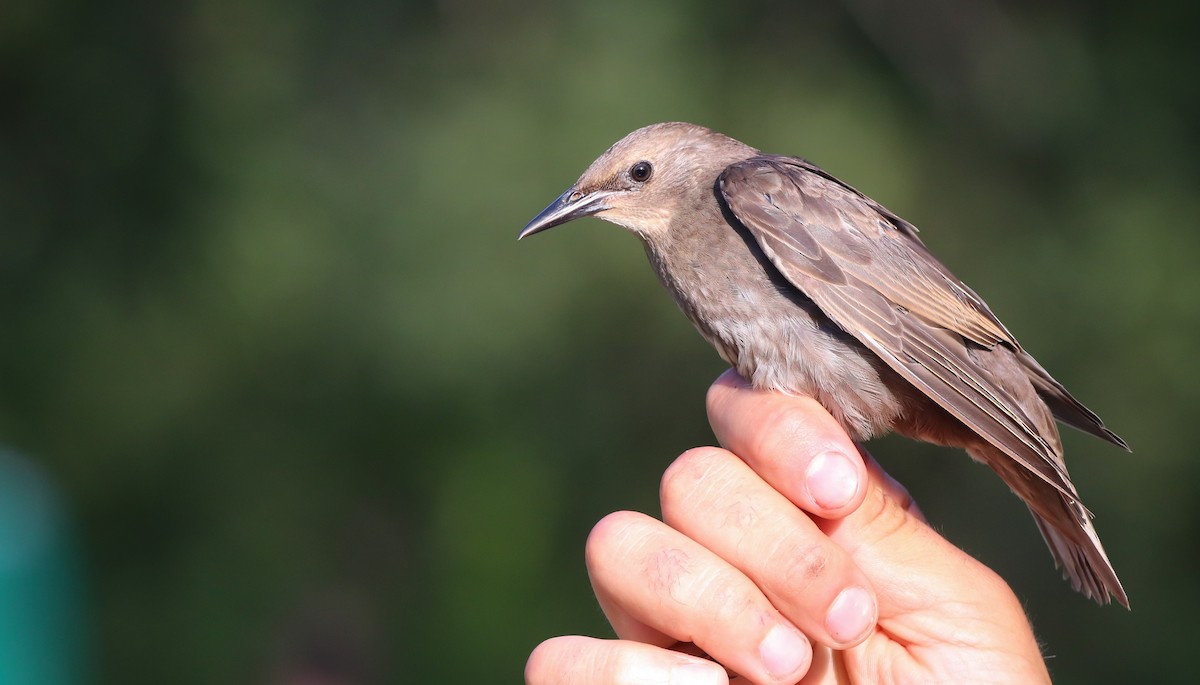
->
645, 544, 698, 604
659, 447, 726, 516
690, 566, 756, 624
525, 636, 588, 685
585, 511, 648, 572
646, 551, 751, 630
773, 538, 832, 588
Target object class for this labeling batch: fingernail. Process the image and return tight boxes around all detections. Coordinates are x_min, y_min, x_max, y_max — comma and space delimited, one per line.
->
826, 586, 875, 645
758, 624, 810, 679
671, 659, 727, 685
805, 450, 859, 510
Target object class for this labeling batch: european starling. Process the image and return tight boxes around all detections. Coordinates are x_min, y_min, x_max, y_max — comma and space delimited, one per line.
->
520, 122, 1129, 607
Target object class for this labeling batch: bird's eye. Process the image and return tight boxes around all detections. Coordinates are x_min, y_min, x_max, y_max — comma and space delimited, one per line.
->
629, 161, 653, 183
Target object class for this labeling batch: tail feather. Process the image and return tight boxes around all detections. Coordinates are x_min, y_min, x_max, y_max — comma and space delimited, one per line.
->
970, 443, 1128, 608
1031, 504, 1128, 608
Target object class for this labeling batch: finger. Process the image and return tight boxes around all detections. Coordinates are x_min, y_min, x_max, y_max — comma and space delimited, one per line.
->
525, 635, 728, 685
660, 447, 877, 649
586, 510, 814, 684
707, 370, 867, 519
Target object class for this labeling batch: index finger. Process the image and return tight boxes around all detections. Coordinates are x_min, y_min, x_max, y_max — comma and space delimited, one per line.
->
706, 369, 867, 519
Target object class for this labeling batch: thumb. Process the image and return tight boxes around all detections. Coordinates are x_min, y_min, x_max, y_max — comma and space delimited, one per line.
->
820, 449, 1011, 618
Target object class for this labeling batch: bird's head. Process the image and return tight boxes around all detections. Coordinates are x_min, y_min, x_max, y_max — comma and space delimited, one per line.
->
519, 122, 757, 242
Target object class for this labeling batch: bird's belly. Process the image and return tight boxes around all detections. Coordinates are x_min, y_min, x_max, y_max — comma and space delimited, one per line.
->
687, 291, 906, 441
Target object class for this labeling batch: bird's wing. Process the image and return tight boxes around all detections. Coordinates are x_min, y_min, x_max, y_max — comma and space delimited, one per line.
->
1017, 350, 1130, 450
718, 155, 1077, 498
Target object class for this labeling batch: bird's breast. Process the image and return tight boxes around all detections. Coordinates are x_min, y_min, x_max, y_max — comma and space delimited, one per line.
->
646, 224, 906, 440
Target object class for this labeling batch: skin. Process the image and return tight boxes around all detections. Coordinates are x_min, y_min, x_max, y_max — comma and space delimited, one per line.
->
524, 371, 1052, 685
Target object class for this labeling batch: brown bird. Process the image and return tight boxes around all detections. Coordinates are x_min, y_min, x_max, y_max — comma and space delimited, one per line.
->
519, 122, 1130, 607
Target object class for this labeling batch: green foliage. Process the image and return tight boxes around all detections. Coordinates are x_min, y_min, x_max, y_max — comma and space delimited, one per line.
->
2, 1, 1197, 682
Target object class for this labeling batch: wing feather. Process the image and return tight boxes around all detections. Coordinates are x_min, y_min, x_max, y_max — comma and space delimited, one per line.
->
719, 156, 1084, 498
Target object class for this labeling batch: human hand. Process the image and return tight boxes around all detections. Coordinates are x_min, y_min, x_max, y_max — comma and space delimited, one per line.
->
525, 370, 1051, 684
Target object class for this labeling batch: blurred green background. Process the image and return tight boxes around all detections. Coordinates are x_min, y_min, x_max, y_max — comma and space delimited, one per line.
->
2, 0, 1197, 683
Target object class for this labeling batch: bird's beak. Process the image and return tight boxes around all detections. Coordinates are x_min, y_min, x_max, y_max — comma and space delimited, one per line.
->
519, 187, 615, 239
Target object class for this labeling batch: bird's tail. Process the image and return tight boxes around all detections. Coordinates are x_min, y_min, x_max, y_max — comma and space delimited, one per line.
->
1029, 498, 1127, 608
970, 444, 1128, 608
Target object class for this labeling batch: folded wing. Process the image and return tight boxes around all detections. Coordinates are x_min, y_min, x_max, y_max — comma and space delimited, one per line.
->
717, 155, 1125, 499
